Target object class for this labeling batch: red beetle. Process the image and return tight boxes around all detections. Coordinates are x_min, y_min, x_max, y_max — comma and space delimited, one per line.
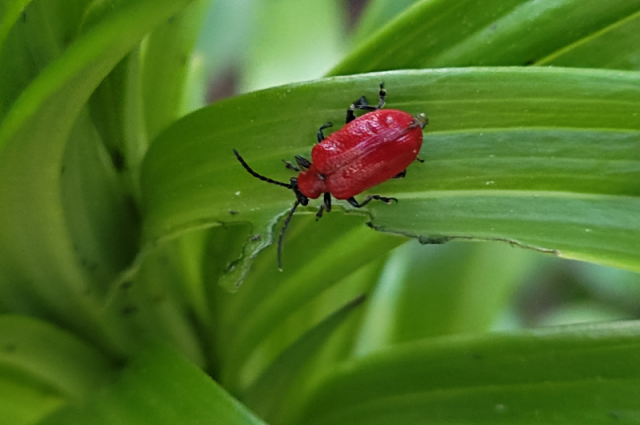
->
234, 83, 427, 268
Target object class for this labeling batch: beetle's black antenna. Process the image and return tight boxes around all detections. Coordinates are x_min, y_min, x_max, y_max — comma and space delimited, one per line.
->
278, 199, 300, 271
233, 149, 292, 189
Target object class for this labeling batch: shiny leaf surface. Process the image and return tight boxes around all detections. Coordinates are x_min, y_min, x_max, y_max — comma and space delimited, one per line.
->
294, 321, 640, 425
141, 67, 640, 290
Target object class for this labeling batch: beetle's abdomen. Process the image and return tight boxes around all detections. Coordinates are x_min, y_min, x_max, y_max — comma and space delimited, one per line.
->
312, 109, 423, 200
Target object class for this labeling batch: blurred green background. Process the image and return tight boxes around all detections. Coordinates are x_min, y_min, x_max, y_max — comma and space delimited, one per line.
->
2, 0, 640, 424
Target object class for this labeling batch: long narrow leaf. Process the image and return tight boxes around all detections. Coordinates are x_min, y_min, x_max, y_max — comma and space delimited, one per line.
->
330, 0, 640, 75
293, 321, 640, 425
141, 67, 640, 290
41, 344, 266, 425
0, 0, 195, 355
0, 315, 114, 424
539, 9, 640, 70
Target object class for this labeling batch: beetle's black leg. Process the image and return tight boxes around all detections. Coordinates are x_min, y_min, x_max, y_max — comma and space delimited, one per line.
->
283, 160, 300, 172
415, 157, 424, 163
393, 169, 407, 179
278, 199, 301, 271
346, 97, 366, 123
346, 82, 387, 123
316, 193, 332, 220
317, 122, 333, 143
295, 155, 312, 171
347, 194, 398, 208
347, 96, 374, 123
284, 156, 312, 172
376, 82, 386, 109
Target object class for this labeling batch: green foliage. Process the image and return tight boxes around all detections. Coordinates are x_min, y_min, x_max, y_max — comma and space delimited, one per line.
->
296, 321, 640, 424
142, 67, 640, 287
0, 0, 639, 423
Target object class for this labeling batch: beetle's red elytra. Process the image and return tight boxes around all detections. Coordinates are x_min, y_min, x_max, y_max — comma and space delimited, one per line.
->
234, 83, 428, 269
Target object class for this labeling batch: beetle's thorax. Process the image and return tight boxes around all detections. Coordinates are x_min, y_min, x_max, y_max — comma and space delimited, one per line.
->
296, 165, 327, 199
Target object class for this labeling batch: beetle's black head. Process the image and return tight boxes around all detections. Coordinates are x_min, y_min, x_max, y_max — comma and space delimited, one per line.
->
290, 177, 309, 206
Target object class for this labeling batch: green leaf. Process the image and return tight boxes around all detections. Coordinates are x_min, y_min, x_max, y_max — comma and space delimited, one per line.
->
539, 9, 640, 70
329, 0, 640, 75
87, 53, 137, 175
142, 0, 214, 141
0, 0, 93, 119
351, 0, 418, 47
353, 241, 538, 355
0, 315, 114, 424
60, 109, 140, 298
537, 301, 630, 327
0, 379, 63, 425
141, 67, 640, 291
0, 315, 113, 397
88, 0, 214, 202
293, 321, 640, 425
0, 0, 33, 49
41, 344, 267, 425
242, 294, 366, 423
0, 0, 195, 355
210, 214, 403, 390
103, 233, 209, 368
